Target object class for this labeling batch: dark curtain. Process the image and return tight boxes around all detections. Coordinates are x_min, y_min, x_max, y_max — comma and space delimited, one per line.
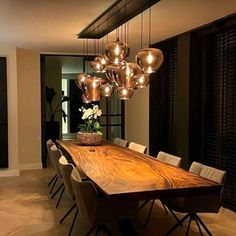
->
149, 39, 177, 157
198, 26, 236, 210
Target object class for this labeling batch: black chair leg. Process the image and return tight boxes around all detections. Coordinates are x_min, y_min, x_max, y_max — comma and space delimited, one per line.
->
51, 183, 63, 199
195, 214, 213, 236
56, 187, 65, 208
138, 200, 149, 211
68, 208, 78, 236
169, 209, 182, 226
164, 213, 190, 236
194, 217, 204, 236
86, 226, 96, 236
49, 176, 58, 194
185, 215, 192, 236
48, 174, 57, 186
144, 200, 155, 228
161, 201, 169, 214
60, 203, 77, 224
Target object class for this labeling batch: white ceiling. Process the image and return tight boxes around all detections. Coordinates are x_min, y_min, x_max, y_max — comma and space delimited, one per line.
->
0, 0, 235, 54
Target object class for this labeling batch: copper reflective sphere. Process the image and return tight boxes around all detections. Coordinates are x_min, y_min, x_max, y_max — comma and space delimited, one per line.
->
90, 56, 107, 73
136, 48, 164, 73
75, 73, 87, 89
116, 63, 136, 90
105, 40, 130, 64
82, 76, 105, 102
134, 74, 150, 88
105, 64, 120, 82
81, 94, 91, 104
101, 83, 113, 97
117, 87, 133, 100
99, 55, 109, 66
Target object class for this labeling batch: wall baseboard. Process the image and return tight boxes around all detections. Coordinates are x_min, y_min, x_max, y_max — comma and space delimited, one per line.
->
20, 163, 42, 170
0, 169, 20, 177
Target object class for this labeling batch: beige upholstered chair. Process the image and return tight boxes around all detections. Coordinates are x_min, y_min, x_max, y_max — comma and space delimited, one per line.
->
128, 142, 147, 154
143, 152, 182, 228
46, 139, 57, 189
157, 151, 182, 167
113, 137, 128, 147
71, 168, 138, 235
59, 156, 78, 236
163, 162, 226, 236
189, 161, 203, 175
48, 145, 65, 208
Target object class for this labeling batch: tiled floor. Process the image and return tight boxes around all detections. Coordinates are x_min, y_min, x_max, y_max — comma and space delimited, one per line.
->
0, 169, 235, 236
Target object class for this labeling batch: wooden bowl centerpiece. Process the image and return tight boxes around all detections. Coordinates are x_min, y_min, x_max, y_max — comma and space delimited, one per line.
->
77, 104, 103, 146
77, 132, 102, 146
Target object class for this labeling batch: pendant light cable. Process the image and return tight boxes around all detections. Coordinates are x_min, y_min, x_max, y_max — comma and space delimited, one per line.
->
141, 12, 143, 49
117, 8, 120, 40
86, 38, 88, 73
106, 18, 109, 44
149, 6, 152, 46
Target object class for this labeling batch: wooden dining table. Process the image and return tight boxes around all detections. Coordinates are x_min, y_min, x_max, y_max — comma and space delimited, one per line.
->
57, 140, 222, 202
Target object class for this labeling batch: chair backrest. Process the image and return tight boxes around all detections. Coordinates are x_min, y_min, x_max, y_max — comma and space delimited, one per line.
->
59, 156, 74, 200
128, 142, 147, 154
71, 168, 98, 225
189, 161, 226, 184
189, 161, 203, 175
157, 151, 181, 167
114, 138, 128, 147
46, 139, 55, 168
48, 144, 62, 178
185, 161, 226, 213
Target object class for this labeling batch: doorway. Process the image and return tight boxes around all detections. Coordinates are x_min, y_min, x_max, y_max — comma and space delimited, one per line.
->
40, 54, 124, 167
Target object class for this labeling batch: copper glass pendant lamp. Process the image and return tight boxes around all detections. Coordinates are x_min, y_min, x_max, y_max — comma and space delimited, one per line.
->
133, 12, 150, 88
136, 6, 164, 73
117, 86, 133, 100
75, 73, 87, 89
76, 2, 164, 102
104, 10, 130, 65
101, 83, 113, 97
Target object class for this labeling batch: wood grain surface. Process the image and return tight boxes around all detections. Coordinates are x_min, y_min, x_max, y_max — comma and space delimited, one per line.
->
57, 140, 222, 201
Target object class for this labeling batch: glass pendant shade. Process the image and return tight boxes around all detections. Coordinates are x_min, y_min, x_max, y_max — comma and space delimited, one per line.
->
75, 73, 87, 89
105, 40, 130, 64
116, 63, 136, 90
101, 83, 113, 97
99, 55, 109, 66
83, 76, 105, 101
90, 56, 107, 73
117, 87, 133, 100
134, 73, 150, 88
136, 48, 164, 73
105, 64, 120, 82
81, 94, 91, 104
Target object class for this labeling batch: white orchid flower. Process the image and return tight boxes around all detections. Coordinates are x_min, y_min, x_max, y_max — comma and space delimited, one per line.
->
82, 108, 93, 120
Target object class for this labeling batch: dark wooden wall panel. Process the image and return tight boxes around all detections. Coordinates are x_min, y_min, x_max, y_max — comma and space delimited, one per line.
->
0, 57, 8, 168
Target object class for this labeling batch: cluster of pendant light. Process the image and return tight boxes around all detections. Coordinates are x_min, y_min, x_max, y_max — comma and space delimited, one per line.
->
75, 9, 164, 102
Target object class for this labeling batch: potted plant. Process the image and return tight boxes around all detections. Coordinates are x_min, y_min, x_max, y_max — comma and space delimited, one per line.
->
77, 104, 103, 145
46, 86, 71, 142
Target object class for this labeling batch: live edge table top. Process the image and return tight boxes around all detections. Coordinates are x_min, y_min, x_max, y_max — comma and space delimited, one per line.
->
57, 140, 222, 201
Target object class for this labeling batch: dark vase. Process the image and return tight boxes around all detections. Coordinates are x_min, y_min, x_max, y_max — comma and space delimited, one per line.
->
46, 121, 60, 143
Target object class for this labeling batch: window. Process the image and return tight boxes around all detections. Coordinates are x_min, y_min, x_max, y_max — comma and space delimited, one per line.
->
99, 96, 124, 141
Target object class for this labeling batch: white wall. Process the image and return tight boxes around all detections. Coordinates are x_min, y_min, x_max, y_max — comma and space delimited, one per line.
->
17, 48, 41, 170
0, 47, 19, 176
0, 47, 42, 176
124, 39, 150, 152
